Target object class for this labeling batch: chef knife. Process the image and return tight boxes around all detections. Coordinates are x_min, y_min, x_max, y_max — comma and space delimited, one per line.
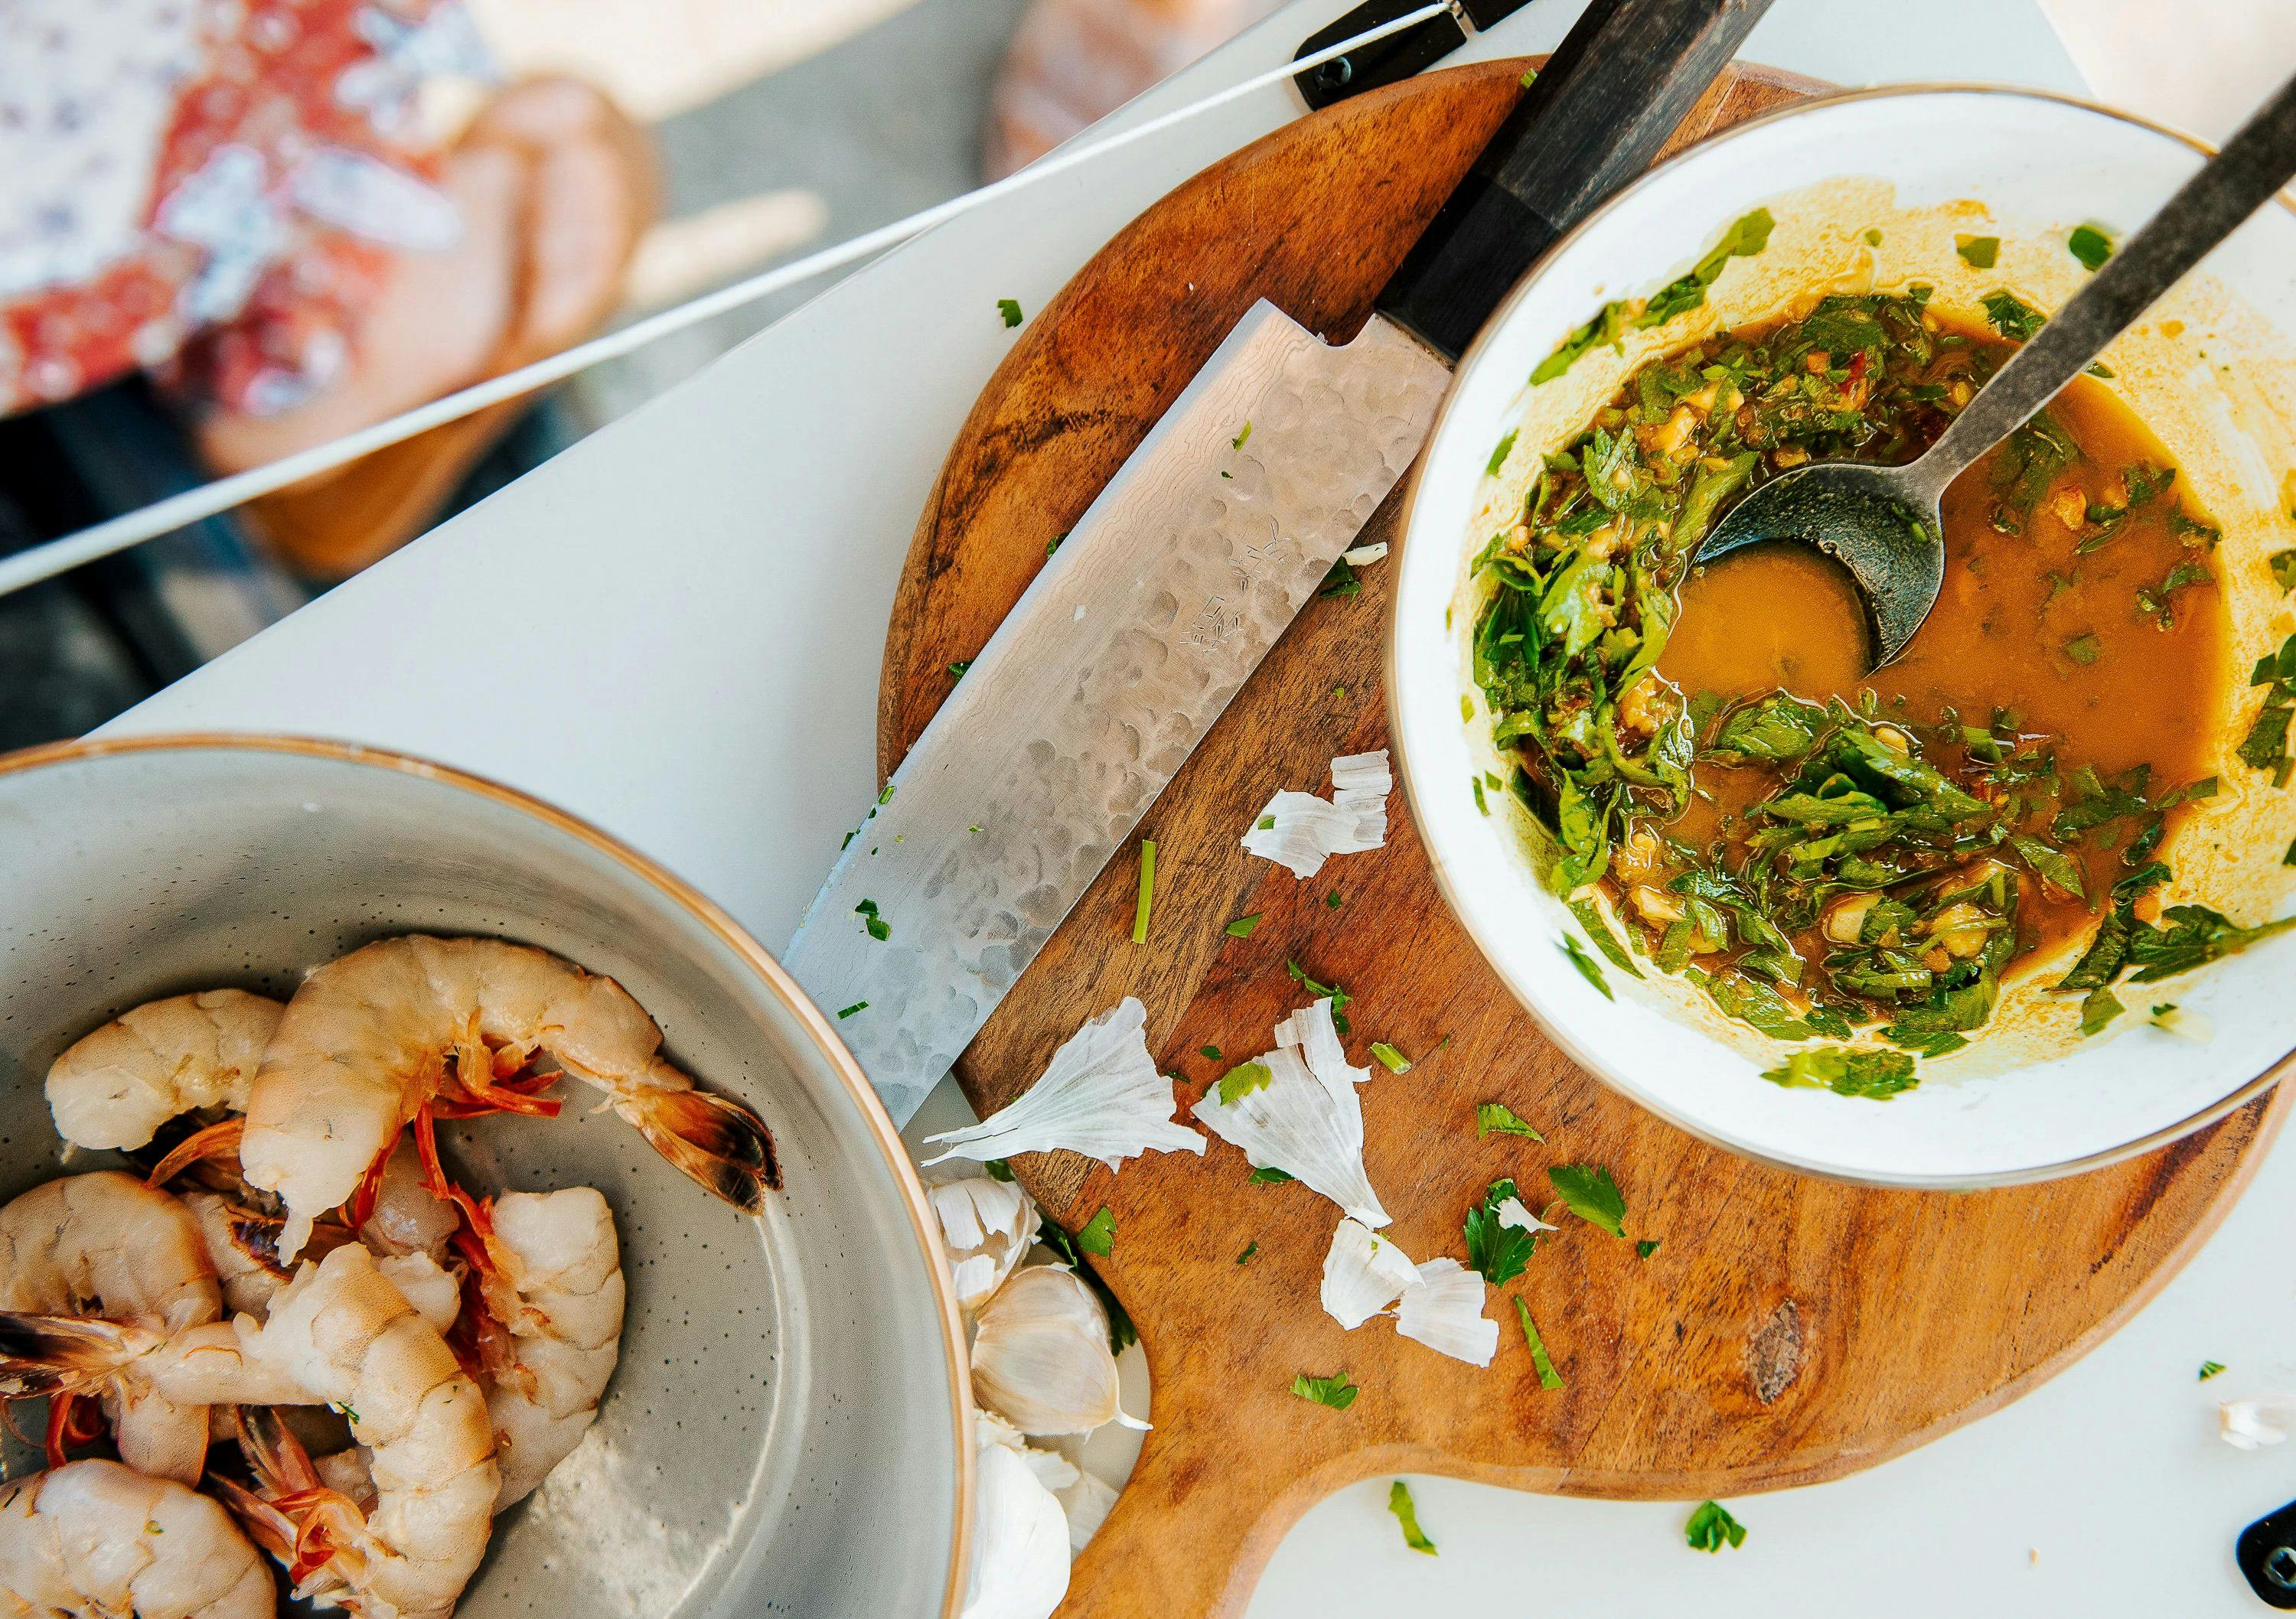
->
785, 0, 1774, 1124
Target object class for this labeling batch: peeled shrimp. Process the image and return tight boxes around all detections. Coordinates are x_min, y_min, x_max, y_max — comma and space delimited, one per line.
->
240, 935, 778, 1258
468, 1187, 625, 1507
0, 1459, 273, 1619
4, 1243, 500, 1619
0, 1172, 220, 1482
182, 1191, 290, 1319
45, 989, 283, 1152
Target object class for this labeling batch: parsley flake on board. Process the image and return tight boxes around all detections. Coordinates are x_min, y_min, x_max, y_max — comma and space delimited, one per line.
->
982, 1158, 1015, 1182
1225, 913, 1263, 938
1388, 1481, 1437, 1555
1247, 1166, 1295, 1184
1199, 1044, 1222, 1060
1291, 1373, 1358, 1410
1548, 1164, 1628, 1239
1369, 1042, 1412, 1073
1326, 890, 1344, 910
1131, 839, 1157, 945
1684, 1500, 1747, 1552
947, 660, 971, 679
1476, 1102, 1544, 1141
1515, 1298, 1564, 1389
997, 298, 1023, 327
1075, 1206, 1116, 1258
1236, 1240, 1259, 1266
1637, 1239, 1661, 1258
1464, 1178, 1538, 1285
1286, 959, 1354, 1033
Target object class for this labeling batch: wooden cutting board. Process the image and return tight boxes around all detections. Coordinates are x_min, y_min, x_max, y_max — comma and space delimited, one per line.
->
880, 58, 2288, 1617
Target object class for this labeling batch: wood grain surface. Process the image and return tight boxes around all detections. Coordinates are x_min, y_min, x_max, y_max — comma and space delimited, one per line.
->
879, 59, 2288, 1617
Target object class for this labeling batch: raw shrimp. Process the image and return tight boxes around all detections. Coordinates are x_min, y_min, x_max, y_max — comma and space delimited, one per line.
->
4, 1243, 500, 1619
240, 935, 778, 1258
0, 1459, 273, 1619
0, 1171, 220, 1481
463, 1187, 625, 1507
183, 1191, 291, 1318
45, 989, 283, 1152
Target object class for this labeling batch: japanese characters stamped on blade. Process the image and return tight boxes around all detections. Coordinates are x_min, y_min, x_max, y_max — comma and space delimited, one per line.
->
784, 301, 1449, 1122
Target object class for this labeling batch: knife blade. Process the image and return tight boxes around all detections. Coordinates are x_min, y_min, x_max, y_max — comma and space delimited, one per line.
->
785, 0, 1773, 1124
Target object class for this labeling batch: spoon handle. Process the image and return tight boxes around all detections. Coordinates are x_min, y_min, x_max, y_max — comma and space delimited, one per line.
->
1913, 69, 2296, 496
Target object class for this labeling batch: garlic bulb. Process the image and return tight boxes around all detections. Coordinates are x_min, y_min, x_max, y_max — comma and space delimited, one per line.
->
973, 1266, 1145, 1436
1192, 996, 1389, 1226
1394, 1258, 1499, 1367
1319, 1217, 1418, 1330
964, 1431, 1071, 1619
1241, 750, 1391, 878
1057, 1469, 1118, 1552
925, 998, 1205, 1171
2221, 1394, 2296, 1450
931, 1177, 1042, 1316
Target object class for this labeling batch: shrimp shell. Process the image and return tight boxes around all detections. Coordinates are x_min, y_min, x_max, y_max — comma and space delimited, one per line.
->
45, 989, 283, 1152
242, 936, 777, 1259
0, 1173, 220, 1482
0, 1460, 273, 1619
478, 1187, 625, 1507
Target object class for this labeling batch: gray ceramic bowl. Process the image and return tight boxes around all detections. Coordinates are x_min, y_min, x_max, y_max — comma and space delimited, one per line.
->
0, 734, 970, 1617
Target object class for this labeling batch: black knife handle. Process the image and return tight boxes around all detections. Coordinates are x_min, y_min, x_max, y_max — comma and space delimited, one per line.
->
1375, 0, 1775, 360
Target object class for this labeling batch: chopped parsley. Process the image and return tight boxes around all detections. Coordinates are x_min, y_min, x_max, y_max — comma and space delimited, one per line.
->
2068, 224, 2113, 270
1864, 227, 1883, 246
1465, 1177, 1538, 1284
1981, 289, 2046, 342
1369, 1042, 1412, 1073
1476, 1101, 1544, 1140
1763, 1045, 1918, 1099
1515, 1298, 1564, 1389
1568, 898, 1642, 978
1684, 1500, 1747, 1552
1287, 959, 1354, 1032
947, 660, 971, 679
1232, 422, 1252, 450
1326, 890, 1344, 910
1225, 913, 1264, 938
2063, 632, 2102, 666
1218, 1060, 1273, 1106
1530, 210, 1775, 385
1548, 1164, 1627, 1239
1200, 1044, 1223, 1060
1559, 932, 1613, 999
853, 898, 890, 941
1388, 1481, 1437, 1555
837, 1000, 868, 1018
1236, 1240, 1259, 1266
1636, 1239, 1661, 1258
997, 298, 1023, 327
2239, 632, 2296, 785
983, 1158, 1015, 1182
1075, 1206, 1116, 1257
1291, 1372, 1358, 1410
1248, 1166, 1296, 1184
1487, 429, 1518, 475
1131, 839, 1157, 945
2200, 1360, 2227, 1380
1955, 234, 2000, 269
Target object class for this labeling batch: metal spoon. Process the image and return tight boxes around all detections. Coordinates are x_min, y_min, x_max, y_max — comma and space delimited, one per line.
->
1699, 70, 2296, 668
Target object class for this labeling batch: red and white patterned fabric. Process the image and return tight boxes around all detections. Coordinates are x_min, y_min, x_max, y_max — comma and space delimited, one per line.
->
0, 0, 489, 418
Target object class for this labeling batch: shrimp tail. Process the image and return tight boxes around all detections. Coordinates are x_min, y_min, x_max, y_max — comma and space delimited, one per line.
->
0, 1312, 152, 1397
144, 1116, 246, 1189
614, 1084, 781, 1209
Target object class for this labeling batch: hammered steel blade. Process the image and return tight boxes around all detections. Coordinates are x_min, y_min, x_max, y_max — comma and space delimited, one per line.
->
784, 302, 1449, 1121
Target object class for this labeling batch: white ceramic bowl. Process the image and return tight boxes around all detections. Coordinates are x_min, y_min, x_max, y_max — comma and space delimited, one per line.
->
1391, 87, 2296, 1187
0, 735, 970, 1616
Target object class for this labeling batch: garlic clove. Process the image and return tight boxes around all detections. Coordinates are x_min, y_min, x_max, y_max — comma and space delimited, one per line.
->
1193, 997, 1389, 1226
1057, 1469, 1119, 1553
1394, 1258, 1500, 1367
2221, 1393, 2296, 1450
977, 1409, 1082, 1491
1319, 1217, 1418, 1330
973, 1266, 1139, 1436
925, 998, 1205, 1172
964, 1431, 1071, 1619
931, 1177, 1042, 1316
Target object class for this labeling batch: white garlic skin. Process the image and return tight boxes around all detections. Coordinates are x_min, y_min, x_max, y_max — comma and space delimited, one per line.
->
931, 1176, 1042, 1317
970, 1265, 1124, 1436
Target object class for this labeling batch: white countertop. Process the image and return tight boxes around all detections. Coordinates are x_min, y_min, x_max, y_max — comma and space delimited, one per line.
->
118, 0, 2296, 1609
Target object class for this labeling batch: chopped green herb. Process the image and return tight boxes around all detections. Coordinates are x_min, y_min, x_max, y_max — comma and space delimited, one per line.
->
1369, 1042, 1412, 1073
1465, 1177, 1538, 1285
1487, 430, 1518, 475
1518, 67, 1538, 89
1236, 1240, 1258, 1266
1684, 1500, 1746, 1552
1218, 1060, 1273, 1106
1039, 1219, 1137, 1350
854, 898, 891, 941
2063, 633, 2102, 666
1863, 227, 1883, 246
1548, 1164, 1628, 1239
2068, 224, 2113, 270
837, 1000, 868, 1018
1761, 1046, 1919, 1099
1225, 913, 1263, 938
1291, 1373, 1358, 1410
1200, 1044, 1223, 1060
1232, 422, 1252, 450
997, 298, 1023, 327
2272, 549, 2296, 593
1476, 1101, 1544, 1141
2239, 633, 2296, 784
983, 1158, 1015, 1182
1636, 1239, 1661, 1258
1559, 932, 1613, 999
947, 660, 971, 679
1955, 234, 2000, 269
1515, 1297, 1564, 1389
1528, 211, 1773, 386
1075, 1206, 1115, 1258
1257, 814, 1277, 831
1248, 1166, 1295, 1184
1567, 898, 1642, 979
2079, 986, 2126, 1035
1131, 839, 1157, 945
878, 782, 896, 805
1326, 890, 1344, 910
1981, 289, 2046, 342
1319, 559, 1362, 599
1286, 959, 1354, 1033
1388, 1481, 1437, 1555
2200, 1360, 2227, 1380
1473, 775, 1489, 814
1046, 532, 1066, 555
